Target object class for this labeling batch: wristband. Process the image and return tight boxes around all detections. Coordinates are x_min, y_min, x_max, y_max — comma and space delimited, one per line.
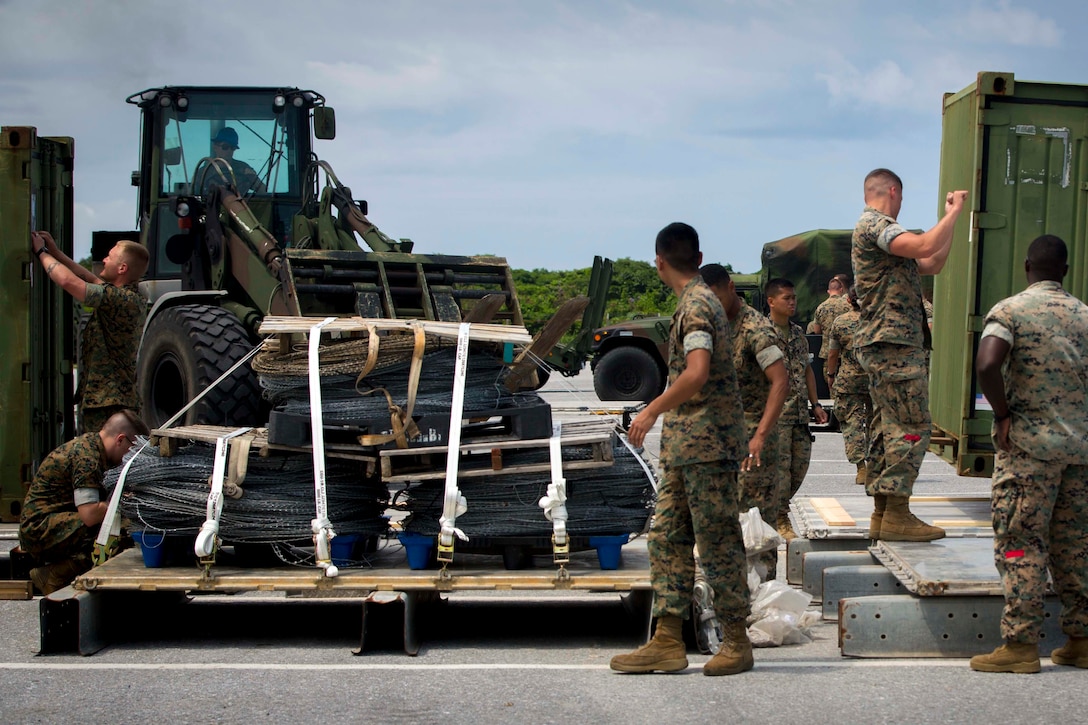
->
994, 410, 1012, 422
35, 246, 47, 257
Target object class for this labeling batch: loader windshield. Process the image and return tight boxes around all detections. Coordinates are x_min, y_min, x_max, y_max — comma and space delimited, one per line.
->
158, 90, 301, 198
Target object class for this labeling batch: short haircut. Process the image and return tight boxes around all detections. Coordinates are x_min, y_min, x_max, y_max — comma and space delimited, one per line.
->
103, 409, 150, 438
832, 273, 850, 291
655, 222, 700, 274
764, 277, 795, 298
699, 263, 731, 289
864, 168, 903, 198
117, 240, 150, 280
1027, 234, 1068, 277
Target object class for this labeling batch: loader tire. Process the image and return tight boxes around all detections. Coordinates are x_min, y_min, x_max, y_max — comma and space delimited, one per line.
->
138, 304, 262, 428
593, 346, 664, 402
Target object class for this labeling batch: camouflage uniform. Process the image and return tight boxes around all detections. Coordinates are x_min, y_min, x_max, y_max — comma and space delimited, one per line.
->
79, 282, 146, 432
852, 207, 931, 497
729, 301, 785, 575
982, 280, 1088, 644
651, 277, 750, 626
19, 433, 108, 561
772, 320, 813, 508
829, 308, 871, 465
814, 294, 852, 361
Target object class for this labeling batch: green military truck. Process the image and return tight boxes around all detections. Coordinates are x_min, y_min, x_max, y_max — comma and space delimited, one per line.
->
589, 230, 854, 402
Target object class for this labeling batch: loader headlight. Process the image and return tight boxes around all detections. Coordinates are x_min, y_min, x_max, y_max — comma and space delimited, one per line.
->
176, 201, 190, 218
273, 94, 287, 113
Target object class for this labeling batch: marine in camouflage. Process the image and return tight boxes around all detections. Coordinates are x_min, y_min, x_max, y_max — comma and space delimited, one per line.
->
659, 278, 746, 467
729, 301, 786, 576
829, 308, 871, 465
813, 294, 852, 360
857, 342, 929, 497
982, 280, 1088, 644
19, 432, 109, 561
853, 205, 930, 497
79, 282, 146, 429
772, 319, 812, 503
651, 276, 749, 623
649, 461, 750, 625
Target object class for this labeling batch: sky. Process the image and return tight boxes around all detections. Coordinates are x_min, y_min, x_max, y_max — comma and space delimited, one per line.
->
2, 0, 1086, 273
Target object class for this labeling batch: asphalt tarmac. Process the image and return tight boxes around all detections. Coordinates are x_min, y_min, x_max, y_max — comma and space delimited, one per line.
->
2, 369, 1085, 724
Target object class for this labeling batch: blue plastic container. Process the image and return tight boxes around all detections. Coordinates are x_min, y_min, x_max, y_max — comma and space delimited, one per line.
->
398, 532, 434, 570
589, 535, 629, 570
132, 530, 168, 568
330, 534, 360, 567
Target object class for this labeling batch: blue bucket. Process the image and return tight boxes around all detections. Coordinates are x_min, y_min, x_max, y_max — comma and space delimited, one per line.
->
330, 534, 360, 567
132, 530, 168, 568
398, 532, 434, 570
589, 535, 629, 570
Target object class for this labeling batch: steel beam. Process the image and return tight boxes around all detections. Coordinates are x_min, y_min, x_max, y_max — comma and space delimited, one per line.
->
801, 551, 876, 599
786, 538, 870, 585
839, 594, 1065, 657
821, 565, 905, 620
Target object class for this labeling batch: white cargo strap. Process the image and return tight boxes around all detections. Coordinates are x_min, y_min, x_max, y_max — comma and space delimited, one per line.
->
93, 437, 151, 564
195, 427, 253, 559
538, 421, 569, 563
308, 317, 339, 577
94, 341, 264, 562
437, 323, 472, 562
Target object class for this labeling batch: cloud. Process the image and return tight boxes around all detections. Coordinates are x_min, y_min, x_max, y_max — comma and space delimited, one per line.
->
961, 2, 1061, 47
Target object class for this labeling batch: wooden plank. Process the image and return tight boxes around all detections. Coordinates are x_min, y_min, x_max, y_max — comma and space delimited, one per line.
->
382, 456, 614, 484
257, 316, 532, 344
380, 430, 612, 458
0, 581, 33, 600
810, 497, 856, 527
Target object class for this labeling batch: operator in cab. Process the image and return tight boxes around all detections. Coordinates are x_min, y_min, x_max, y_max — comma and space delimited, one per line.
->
203, 127, 266, 195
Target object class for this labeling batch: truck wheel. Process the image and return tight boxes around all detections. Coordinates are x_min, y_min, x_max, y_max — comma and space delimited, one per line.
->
138, 304, 262, 427
593, 347, 663, 402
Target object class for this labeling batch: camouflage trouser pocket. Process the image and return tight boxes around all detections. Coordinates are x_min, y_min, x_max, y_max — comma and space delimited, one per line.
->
878, 371, 929, 426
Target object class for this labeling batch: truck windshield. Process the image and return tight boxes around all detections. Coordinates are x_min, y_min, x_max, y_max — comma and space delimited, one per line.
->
159, 91, 298, 197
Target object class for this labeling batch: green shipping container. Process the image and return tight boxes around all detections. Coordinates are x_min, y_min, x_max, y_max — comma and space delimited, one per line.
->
0, 127, 77, 522
930, 72, 1088, 477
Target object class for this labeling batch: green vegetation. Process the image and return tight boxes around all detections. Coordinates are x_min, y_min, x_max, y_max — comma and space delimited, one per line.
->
513, 258, 734, 334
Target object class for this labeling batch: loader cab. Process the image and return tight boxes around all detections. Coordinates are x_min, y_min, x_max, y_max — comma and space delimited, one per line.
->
127, 86, 332, 289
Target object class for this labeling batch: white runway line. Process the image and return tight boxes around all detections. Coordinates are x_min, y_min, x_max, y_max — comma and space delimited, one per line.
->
0, 659, 986, 671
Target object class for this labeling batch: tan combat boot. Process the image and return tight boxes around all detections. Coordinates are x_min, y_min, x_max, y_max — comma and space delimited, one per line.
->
879, 495, 945, 542
869, 493, 886, 540
30, 555, 92, 596
776, 512, 796, 541
610, 615, 688, 673
855, 462, 867, 485
1051, 636, 1088, 668
703, 620, 754, 676
969, 642, 1040, 673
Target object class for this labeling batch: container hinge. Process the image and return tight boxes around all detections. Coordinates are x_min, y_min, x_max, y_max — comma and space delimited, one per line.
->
968, 315, 987, 333
980, 109, 1010, 126
974, 212, 1007, 230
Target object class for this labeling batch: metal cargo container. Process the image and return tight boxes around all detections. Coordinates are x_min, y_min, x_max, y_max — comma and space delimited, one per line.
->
0, 127, 77, 521
930, 72, 1088, 477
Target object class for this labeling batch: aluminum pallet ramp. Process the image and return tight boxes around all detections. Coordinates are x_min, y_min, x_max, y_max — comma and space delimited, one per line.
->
870, 538, 1005, 596
790, 494, 992, 539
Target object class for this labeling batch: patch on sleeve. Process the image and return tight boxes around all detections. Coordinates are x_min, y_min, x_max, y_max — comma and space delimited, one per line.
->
683, 330, 713, 355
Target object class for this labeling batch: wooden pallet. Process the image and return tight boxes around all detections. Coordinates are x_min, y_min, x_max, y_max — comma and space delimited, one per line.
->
380, 418, 617, 483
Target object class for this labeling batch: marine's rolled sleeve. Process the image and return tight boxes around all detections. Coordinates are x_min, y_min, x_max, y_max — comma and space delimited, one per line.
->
876, 222, 908, 253
755, 344, 784, 370
684, 330, 713, 356
981, 320, 1015, 347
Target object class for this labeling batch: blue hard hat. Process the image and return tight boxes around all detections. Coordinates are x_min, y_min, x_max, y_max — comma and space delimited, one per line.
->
212, 127, 239, 149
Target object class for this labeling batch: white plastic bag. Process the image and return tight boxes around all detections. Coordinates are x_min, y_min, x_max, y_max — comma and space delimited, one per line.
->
740, 506, 783, 555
